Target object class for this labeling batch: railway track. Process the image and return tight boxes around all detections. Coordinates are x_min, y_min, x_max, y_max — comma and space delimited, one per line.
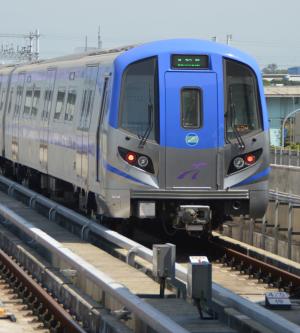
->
210, 237, 300, 297
118, 226, 300, 301
0, 248, 87, 333
0, 174, 299, 332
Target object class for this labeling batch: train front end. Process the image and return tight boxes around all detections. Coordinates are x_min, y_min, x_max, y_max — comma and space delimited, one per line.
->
105, 39, 269, 235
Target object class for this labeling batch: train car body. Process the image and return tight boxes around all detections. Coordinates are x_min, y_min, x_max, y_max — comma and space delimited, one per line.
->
0, 39, 269, 235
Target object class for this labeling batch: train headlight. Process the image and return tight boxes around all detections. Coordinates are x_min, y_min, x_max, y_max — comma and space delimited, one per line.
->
125, 152, 137, 164
244, 154, 256, 165
138, 156, 149, 168
233, 157, 245, 170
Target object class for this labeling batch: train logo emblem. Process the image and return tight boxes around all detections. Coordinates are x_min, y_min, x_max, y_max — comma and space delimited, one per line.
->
185, 133, 199, 146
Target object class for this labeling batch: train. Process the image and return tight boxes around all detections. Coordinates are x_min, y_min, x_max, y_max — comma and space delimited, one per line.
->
0, 39, 270, 236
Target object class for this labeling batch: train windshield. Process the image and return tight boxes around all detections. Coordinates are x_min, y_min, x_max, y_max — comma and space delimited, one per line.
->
120, 57, 158, 141
225, 59, 262, 140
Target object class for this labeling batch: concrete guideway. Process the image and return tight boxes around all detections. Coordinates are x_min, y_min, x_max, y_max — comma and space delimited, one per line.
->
0, 182, 237, 332
0, 176, 299, 332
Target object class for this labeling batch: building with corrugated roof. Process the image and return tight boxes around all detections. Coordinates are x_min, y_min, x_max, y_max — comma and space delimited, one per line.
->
264, 86, 300, 146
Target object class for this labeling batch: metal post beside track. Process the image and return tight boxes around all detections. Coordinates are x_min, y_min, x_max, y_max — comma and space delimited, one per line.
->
261, 215, 267, 250
287, 202, 293, 260
239, 215, 244, 242
274, 190, 279, 255
249, 218, 254, 246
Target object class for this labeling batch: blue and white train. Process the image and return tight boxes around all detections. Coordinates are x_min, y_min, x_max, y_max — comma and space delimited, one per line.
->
0, 39, 269, 235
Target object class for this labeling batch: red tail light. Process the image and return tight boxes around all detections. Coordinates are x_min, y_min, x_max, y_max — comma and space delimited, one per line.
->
125, 152, 137, 164
244, 154, 256, 165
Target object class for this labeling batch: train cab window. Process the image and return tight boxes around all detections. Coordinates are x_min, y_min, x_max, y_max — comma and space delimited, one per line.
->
31, 89, 41, 116
224, 59, 262, 139
65, 90, 76, 122
54, 89, 66, 120
120, 57, 159, 141
181, 88, 202, 129
7, 88, 14, 114
23, 89, 33, 115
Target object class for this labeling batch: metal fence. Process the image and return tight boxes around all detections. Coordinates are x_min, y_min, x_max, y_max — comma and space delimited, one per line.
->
269, 148, 300, 259
270, 147, 300, 167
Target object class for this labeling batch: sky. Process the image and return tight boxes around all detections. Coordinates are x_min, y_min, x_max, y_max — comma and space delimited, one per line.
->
0, 0, 300, 68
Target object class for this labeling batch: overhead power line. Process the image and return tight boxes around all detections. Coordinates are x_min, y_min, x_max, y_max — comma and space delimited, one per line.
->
0, 30, 40, 63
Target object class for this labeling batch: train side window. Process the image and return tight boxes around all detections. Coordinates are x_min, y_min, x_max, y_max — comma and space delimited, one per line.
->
23, 89, 33, 115
31, 89, 41, 116
14, 86, 23, 116
7, 88, 14, 114
0, 90, 6, 111
42, 90, 52, 120
54, 89, 66, 120
181, 88, 202, 129
64, 90, 77, 122
83, 89, 93, 129
79, 89, 93, 129
79, 90, 88, 127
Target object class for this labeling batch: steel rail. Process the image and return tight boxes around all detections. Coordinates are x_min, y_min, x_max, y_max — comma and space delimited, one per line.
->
0, 176, 300, 333
211, 240, 300, 292
0, 248, 86, 333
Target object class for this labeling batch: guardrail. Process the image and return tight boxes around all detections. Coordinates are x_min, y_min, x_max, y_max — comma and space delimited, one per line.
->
0, 175, 299, 333
0, 204, 189, 333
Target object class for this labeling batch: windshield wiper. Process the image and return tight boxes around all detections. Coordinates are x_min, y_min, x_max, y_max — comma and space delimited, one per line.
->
229, 88, 245, 151
138, 104, 153, 148
138, 87, 153, 148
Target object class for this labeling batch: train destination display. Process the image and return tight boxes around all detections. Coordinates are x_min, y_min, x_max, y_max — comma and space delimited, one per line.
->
171, 54, 209, 69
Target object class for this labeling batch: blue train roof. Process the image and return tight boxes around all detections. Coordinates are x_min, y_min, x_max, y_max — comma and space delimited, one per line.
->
115, 38, 260, 72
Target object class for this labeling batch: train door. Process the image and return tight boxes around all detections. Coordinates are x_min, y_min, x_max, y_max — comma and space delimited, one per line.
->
164, 72, 219, 189
39, 69, 56, 171
76, 65, 98, 183
96, 76, 109, 182
0, 77, 5, 156
12, 73, 25, 161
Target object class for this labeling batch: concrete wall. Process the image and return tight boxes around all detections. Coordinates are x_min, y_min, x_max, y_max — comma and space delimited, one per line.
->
269, 165, 300, 195
222, 166, 300, 263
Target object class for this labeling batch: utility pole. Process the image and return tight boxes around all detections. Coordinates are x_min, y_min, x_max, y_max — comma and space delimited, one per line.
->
34, 29, 40, 61
226, 34, 232, 45
85, 35, 88, 52
98, 25, 102, 49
